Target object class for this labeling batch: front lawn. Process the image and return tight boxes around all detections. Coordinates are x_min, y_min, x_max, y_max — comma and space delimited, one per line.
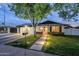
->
42, 35, 79, 56
6, 34, 41, 49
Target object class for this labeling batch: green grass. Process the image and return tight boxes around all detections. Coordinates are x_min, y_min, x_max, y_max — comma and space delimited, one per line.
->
42, 35, 79, 56
6, 34, 41, 49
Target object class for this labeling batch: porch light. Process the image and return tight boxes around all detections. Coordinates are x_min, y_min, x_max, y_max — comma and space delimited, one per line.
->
40, 27, 43, 30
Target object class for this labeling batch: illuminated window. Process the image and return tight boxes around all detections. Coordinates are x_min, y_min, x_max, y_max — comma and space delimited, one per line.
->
52, 26, 60, 32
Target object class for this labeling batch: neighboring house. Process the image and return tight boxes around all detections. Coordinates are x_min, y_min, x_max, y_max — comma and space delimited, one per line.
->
0, 24, 34, 35
0, 22, 34, 35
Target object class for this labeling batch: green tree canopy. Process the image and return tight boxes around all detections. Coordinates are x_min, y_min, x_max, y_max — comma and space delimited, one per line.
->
9, 3, 52, 25
52, 3, 79, 21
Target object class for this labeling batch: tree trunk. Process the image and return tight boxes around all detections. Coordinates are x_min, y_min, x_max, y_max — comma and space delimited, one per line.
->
33, 26, 36, 37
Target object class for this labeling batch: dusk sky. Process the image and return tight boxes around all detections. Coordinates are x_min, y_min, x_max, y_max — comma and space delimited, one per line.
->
0, 4, 79, 27
0, 4, 31, 27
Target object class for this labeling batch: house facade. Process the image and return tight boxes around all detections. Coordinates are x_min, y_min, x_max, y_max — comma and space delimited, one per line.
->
0, 20, 79, 36
36, 20, 79, 35
36, 25, 79, 35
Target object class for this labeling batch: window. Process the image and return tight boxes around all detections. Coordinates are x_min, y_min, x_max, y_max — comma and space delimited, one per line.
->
52, 26, 60, 32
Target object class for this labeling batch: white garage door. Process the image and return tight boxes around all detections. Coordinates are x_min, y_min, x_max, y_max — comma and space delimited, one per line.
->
63, 28, 79, 35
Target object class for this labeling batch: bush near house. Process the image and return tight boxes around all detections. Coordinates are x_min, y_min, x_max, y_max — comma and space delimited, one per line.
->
6, 34, 41, 49
48, 32, 64, 36
42, 35, 79, 56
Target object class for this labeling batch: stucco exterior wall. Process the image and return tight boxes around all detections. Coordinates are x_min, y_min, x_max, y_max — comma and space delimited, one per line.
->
27, 27, 34, 35
17, 25, 79, 35
19, 26, 28, 35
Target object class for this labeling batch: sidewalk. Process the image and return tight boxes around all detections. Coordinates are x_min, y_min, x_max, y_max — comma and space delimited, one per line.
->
0, 44, 54, 56
30, 36, 47, 51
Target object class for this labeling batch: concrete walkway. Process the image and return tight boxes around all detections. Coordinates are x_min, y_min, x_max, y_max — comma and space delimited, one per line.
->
30, 36, 47, 51
0, 44, 54, 56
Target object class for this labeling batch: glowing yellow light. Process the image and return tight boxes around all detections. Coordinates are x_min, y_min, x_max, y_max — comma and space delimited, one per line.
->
39, 42, 45, 45
46, 42, 50, 46
43, 36, 47, 39
40, 27, 43, 30
35, 41, 45, 45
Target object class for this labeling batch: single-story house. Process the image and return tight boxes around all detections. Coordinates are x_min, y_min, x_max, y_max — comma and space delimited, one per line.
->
36, 20, 79, 35
0, 20, 79, 36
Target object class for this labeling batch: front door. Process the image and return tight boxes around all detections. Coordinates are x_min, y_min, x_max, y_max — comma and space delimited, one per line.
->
43, 26, 48, 36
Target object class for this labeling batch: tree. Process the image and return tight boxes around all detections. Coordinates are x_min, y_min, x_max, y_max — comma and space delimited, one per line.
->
9, 3, 52, 36
52, 3, 79, 21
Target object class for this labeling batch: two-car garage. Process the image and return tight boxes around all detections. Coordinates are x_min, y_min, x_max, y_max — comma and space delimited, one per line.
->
62, 26, 79, 35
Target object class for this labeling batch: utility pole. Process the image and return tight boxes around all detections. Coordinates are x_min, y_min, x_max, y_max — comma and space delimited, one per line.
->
0, 5, 6, 32
2, 5, 6, 32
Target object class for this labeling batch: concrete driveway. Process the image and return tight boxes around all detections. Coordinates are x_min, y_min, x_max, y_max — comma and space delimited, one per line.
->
0, 33, 24, 44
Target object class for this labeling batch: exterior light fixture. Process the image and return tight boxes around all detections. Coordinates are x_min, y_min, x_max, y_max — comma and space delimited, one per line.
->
40, 27, 43, 30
